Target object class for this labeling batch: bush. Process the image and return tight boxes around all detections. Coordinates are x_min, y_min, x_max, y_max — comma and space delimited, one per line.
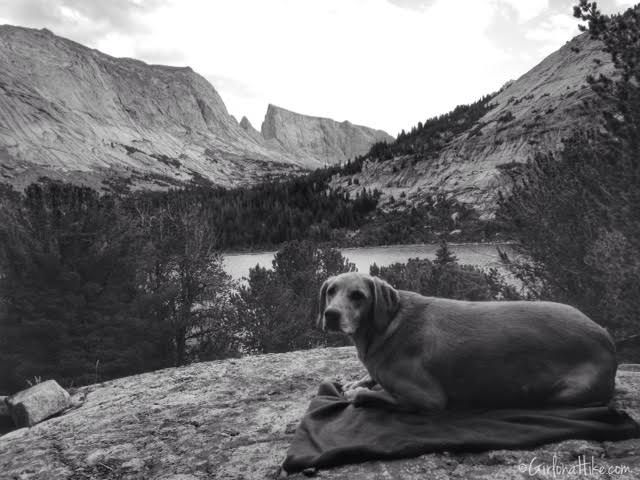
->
370, 242, 519, 301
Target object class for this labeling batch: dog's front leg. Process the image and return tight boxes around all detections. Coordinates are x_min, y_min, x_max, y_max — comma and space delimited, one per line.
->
350, 386, 405, 410
352, 374, 447, 412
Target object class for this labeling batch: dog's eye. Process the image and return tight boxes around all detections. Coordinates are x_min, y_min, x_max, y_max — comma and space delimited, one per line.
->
349, 290, 365, 301
327, 285, 336, 296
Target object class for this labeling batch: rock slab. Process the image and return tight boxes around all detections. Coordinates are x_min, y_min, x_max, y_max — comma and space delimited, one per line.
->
1, 348, 639, 479
6, 380, 72, 428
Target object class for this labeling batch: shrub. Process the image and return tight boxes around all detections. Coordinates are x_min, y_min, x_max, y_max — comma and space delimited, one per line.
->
370, 242, 519, 301
231, 240, 355, 353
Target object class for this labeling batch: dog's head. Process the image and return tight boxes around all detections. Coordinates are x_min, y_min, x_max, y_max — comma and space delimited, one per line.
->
317, 272, 399, 335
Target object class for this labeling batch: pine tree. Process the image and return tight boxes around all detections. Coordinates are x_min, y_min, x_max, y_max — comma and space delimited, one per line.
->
0, 184, 168, 392
434, 241, 457, 267
132, 190, 234, 366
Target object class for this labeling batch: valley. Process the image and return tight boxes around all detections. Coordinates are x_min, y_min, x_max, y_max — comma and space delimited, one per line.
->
1, 1, 638, 394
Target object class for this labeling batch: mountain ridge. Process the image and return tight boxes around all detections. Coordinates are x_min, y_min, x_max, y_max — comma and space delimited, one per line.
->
0, 25, 390, 191
261, 103, 393, 167
330, 33, 615, 218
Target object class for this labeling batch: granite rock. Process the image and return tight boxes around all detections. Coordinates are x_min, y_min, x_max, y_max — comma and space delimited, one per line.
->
331, 33, 615, 218
0, 26, 389, 191
261, 104, 393, 167
6, 380, 72, 428
1, 348, 639, 479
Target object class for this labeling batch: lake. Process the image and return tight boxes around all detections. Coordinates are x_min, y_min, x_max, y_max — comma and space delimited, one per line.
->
223, 243, 514, 280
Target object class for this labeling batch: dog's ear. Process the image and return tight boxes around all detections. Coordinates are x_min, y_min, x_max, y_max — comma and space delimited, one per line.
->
369, 276, 400, 332
316, 279, 330, 330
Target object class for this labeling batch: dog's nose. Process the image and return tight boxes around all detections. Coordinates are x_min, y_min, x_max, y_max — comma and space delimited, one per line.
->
324, 309, 341, 331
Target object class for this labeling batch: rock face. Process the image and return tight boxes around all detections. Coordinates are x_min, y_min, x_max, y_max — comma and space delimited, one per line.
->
262, 104, 393, 167
331, 33, 615, 217
0, 25, 390, 191
238, 116, 263, 144
1, 347, 639, 480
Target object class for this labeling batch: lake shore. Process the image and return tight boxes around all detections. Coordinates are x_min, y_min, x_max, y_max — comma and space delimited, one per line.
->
223, 242, 518, 281
222, 240, 516, 257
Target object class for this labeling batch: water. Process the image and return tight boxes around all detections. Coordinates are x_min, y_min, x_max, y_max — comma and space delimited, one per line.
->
223, 243, 514, 281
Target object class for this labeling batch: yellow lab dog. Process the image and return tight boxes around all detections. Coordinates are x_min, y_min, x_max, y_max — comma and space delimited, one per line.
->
318, 272, 617, 411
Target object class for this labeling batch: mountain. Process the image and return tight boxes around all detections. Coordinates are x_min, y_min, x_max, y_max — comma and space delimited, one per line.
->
330, 33, 615, 218
2, 347, 640, 479
261, 104, 393, 167
0, 25, 390, 191
238, 115, 264, 144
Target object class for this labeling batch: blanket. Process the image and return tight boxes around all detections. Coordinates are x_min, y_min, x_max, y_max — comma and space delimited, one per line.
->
283, 382, 640, 474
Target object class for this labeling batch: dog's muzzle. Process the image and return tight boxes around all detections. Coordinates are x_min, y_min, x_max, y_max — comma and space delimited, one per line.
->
323, 309, 341, 332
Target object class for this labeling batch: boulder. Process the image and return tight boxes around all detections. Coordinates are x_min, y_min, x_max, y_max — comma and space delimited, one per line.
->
6, 380, 72, 428
0, 348, 639, 479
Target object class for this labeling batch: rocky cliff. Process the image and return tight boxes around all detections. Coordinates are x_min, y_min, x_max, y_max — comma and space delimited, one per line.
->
0, 25, 389, 191
1, 347, 640, 479
331, 33, 615, 217
262, 104, 393, 167
239, 116, 264, 144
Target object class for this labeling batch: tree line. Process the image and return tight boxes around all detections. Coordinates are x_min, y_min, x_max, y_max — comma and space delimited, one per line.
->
136, 170, 380, 250
337, 93, 496, 172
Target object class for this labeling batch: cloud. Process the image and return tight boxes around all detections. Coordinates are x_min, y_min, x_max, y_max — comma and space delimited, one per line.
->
386, 0, 437, 11
133, 46, 187, 66
486, 0, 579, 57
525, 13, 576, 43
548, 0, 632, 15
500, 0, 548, 22
205, 74, 261, 100
0, 0, 166, 44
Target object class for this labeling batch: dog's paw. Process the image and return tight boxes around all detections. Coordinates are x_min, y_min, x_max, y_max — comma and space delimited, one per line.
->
342, 377, 374, 391
343, 386, 369, 403
342, 380, 361, 392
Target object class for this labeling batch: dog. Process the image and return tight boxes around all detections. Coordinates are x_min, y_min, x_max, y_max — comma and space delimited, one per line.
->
317, 272, 617, 411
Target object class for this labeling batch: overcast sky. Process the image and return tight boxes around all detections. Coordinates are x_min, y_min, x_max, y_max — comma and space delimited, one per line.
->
0, 0, 633, 135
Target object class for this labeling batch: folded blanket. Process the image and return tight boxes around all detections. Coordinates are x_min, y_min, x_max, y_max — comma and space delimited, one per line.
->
283, 382, 640, 474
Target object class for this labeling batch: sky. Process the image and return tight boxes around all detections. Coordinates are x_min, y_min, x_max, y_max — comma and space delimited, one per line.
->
0, 0, 634, 135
